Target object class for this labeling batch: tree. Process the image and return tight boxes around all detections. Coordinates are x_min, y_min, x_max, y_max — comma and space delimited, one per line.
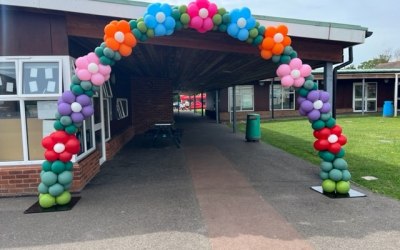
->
344, 64, 356, 69
357, 49, 391, 69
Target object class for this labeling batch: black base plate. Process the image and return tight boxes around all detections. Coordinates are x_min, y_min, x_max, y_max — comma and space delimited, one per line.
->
311, 186, 366, 198
24, 196, 81, 214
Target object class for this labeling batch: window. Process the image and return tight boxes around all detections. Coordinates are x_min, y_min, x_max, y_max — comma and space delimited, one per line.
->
0, 61, 17, 96
116, 98, 129, 120
228, 85, 254, 111
353, 82, 377, 112
0, 56, 74, 165
270, 84, 295, 110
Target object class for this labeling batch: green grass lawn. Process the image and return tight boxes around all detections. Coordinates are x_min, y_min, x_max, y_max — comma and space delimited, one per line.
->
239, 115, 400, 200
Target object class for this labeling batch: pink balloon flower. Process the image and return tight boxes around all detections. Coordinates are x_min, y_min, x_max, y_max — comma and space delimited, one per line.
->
187, 0, 218, 33
276, 58, 312, 88
75, 52, 111, 86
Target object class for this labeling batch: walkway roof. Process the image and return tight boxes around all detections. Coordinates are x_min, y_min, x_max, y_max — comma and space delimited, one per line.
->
2, 0, 371, 92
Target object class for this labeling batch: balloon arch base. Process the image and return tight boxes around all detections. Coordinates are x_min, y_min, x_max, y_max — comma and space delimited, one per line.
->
310, 186, 366, 199
24, 196, 81, 214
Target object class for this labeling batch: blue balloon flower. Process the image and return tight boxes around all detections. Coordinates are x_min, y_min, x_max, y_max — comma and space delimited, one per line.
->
227, 7, 256, 41
144, 3, 176, 36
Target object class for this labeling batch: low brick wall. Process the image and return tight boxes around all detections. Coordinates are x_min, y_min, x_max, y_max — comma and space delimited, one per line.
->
0, 166, 41, 196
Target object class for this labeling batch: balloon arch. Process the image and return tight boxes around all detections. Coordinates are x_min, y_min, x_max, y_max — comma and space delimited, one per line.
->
37, 0, 351, 208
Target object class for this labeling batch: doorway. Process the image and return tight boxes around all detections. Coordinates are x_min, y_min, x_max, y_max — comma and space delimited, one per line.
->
353, 82, 377, 112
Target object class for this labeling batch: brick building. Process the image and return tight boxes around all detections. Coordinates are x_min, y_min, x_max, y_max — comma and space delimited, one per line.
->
0, 0, 370, 196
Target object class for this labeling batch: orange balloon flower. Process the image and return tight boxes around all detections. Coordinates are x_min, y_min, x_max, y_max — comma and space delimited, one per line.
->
259, 25, 291, 60
104, 20, 137, 57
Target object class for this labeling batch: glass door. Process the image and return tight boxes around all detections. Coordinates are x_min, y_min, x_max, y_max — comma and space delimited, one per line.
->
93, 87, 106, 165
353, 82, 377, 112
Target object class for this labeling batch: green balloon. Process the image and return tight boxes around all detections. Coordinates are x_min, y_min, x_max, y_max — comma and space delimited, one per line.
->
322, 179, 336, 193
341, 170, 351, 181
258, 26, 266, 35
213, 14, 222, 25
320, 161, 333, 172
336, 181, 350, 194
94, 47, 104, 57
65, 125, 78, 134
303, 80, 315, 90
58, 171, 73, 185
333, 158, 348, 170
41, 171, 57, 186
146, 28, 155, 38
39, 194, 56, 208
283, 46, 293, 55
329, 169, 343, 181
132, 28, 142, 39
320, 113, 331, 121
70, 85, 84, 95
280, 55, 291, 64
60, 116, 72, 126
54, 112, 62, 120
53, 120, 64, 131
81, 81, 92, 91
178, 5, 187, 14
65, 161, 73, 171
271, 55, 280, 63
103, 47, 115, 58
64, 183, 72, 190
137, 21, 147, 33
218, 24, 227, 32
172, 9, 180, 20
175, 21, 183, 30
113, 52, 122, 61
306, 74, 315, 81
129, 20, 137, 30
298, 88, 309, 97
222, 13, 230, 24
56, 191, 71, 205
325, 117, 336, 128
336, 148, 345, 158
218, 7, 227, 15
71, 75, 80, 84
38, 182, 49, 194
180, 13, 190, 25
51, 161, 66, 174
246, 37, 253, 44
49, 183, 64, 197
320, 170, 329, 180
253, 35, 263, 45
249, 28, 258, 38
312, 120, 325, 130
319, 151, 335, 162
42, 161, 52, 172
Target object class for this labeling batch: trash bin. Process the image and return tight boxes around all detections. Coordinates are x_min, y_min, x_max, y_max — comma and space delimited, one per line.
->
383, 101, 394, 117
245, 113, 261, 141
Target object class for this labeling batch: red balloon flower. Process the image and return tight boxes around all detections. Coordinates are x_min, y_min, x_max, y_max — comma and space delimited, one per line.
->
313, 125, 347, 154
42, 131, 80, 162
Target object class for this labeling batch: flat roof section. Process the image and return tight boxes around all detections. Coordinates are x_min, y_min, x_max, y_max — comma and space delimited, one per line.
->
2, 0, 369, 44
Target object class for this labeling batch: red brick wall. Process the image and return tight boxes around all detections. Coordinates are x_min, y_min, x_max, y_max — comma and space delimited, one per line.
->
0, 167, 41, 196
131, 77, 173, 134
106, 126, 135, 160
71, 151, 101, 192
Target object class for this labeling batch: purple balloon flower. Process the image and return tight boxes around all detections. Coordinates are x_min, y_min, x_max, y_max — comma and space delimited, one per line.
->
298, 90, 331, 121
57, 91, 94, 123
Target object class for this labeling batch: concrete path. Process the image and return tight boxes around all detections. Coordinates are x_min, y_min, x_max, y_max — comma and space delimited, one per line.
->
1, 111, 400, 249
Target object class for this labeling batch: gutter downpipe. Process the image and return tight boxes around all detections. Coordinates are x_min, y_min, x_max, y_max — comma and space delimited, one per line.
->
395, 73, 399, 117
332, 46, 353, 119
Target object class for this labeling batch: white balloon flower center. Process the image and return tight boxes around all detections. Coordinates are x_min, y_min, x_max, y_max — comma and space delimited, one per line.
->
328, 134, 339, 144
237, 17, 247, 28
313, 100, 324, 110
88, 63, 99, 74
273, 33, 284, 43
156, 12, 166, 23
71, 102, 83, 112
291, 69, 301, 79
53, 143, 65, 153
114, 31, 125, 43
199, 8, 209, 19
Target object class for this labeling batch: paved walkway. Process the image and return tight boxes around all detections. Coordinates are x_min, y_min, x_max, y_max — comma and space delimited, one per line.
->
1, 111, 400, 249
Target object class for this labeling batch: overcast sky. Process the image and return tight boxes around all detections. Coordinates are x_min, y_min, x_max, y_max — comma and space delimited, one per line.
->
144, 0, 398, 66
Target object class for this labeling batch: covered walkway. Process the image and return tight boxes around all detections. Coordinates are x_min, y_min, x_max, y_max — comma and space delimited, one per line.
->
1, 112, 400, 250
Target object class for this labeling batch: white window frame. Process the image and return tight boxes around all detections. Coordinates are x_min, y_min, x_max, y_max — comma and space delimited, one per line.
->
228, 85, 254, 112
0, 56, 79, 166
270, 84, 295, 110
116, 98, 129, 120
352, 82, 377, 112
0, 60, 18, 97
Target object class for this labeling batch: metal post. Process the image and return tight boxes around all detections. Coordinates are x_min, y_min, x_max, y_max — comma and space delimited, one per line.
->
193, 94, 196, 113
215, 89, 219, 123
201, 91, 204, 117
362, 78, 365, 116
324, 62, 334, 117
271, 79, 275, 119
395, 74, 399, 117
232, 85, 237, 133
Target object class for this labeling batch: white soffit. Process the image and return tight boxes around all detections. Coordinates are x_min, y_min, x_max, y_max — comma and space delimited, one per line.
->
2, 0, 368, 44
